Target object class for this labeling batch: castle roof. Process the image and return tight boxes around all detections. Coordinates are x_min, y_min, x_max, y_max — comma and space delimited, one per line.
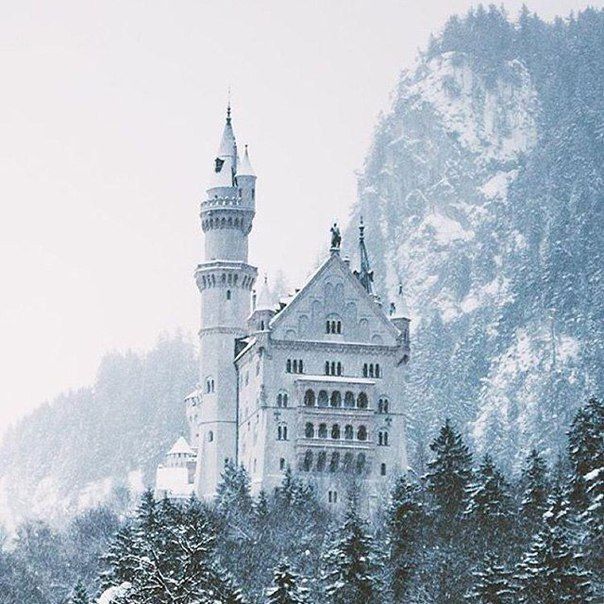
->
168, 436, 194, 456
237, 145, 255, 177
255, 275, 273, 311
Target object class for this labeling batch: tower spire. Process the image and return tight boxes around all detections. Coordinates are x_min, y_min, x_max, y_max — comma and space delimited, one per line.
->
354, 216, 374, 294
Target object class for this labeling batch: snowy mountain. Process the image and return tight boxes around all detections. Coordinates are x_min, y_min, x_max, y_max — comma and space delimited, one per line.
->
345, 6, 603, 472
0, 334, 196, 526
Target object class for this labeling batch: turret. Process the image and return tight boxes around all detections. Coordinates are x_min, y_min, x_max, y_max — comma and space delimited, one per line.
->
236, 145, 256, 208
248, 275, 275, 333
390, 283, 411, 351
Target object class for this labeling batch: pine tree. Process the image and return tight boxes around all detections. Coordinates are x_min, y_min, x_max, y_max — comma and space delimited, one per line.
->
265, 562, 308, 604
386, 476, 423, 600
520, 449, 549, 525
255, 490, 270, 520
466, 554, 513, 603
275, 466, 314, 509
68, 580, 89, 604
426, 420, 473, 518
465, 455, 512, 527
216, 461, 253, 519
568, 398, 604, 514
514, 492, 593, 602
321, 497, 379, 604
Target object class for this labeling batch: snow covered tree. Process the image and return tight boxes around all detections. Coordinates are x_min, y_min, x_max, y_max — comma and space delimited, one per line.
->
426, 420, 473, 518
465, 455, 512, 528
466, 554, 514, 603
255, 490, 270, 520
386, 476, 423, 600
67, 580, 89, 604
514, 492, 593, 602
321, 497, 379, 604
216, 461, 253, 519
568, 398, 603, 514
265, 562, 308, 604
520, 449, 550, 525
274, 466, 314, 510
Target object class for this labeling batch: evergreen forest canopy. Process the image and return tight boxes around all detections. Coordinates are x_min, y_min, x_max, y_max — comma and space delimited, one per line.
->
0, 398, 601, 603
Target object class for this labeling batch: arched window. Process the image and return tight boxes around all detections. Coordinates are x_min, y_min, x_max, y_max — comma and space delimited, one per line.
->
381, 463, 387, 476
280, 458, 286, 471
277, 393, 283, 407
378, 397, 389, 414
304, 389, 315, 407
283, 426, 288, 440
338, 452, 350, 473
344, 391, 355, 408
330, 452, 340, 473
282, 393, 288, 407
305, 422, 314, 438
286, 360, 292, 373
356, 453, 367, 475
277, 425, 288, 441
362, 363, 368, 378
336, 321, 342, 334
330, 361, 336, 375
206, 378, 215, 394
325, 320, 330, 333
330, 391, 341, 408
375, 364, 381, 378
384, 431, 389, 446
337, 362, 342, 376
317, 451, 326, 471
226, 290, 231, 300
318, 390, 329, 407
303, 450, 313, 472
378, 431, 383, 446
293, 360, 298, 373
344, 425, 354, 440
208, 430, 214, 442
331, 424, 340, 439
324, 361, 330, 375
357, 392, 368, 409
318, 423, 328, 439
357, 425, 367, 441
369, 364, 374, 378
299, 360, 304, 373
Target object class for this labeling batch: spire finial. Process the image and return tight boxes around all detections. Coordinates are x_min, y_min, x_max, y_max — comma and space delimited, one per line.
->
353, 216, 374, 294
359, 216, 365, 241
226, 87, 232, 125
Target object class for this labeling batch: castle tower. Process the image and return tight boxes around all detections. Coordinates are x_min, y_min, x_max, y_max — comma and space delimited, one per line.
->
194, 105, 258, 498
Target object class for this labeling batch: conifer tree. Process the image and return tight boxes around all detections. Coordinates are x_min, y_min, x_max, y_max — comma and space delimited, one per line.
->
321, 497, 379, 604
275, 466, 314, 509
216, 461, 253, 519
68, 580, 89, 604
386, 476, 423, 600
465, 455, 512, 527
520, 449, 549, 525
568, 398, 603, 514
265, 562, 308, 604
514, 492, 593, 602
466, 554, 513, 603
426, 420, 473, 518
255, 490, 270, 520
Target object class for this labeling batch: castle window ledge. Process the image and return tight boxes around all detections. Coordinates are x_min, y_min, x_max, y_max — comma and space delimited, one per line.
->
295, 439, 373, 451
295, 375, 375, 386
297, 407, 374, 417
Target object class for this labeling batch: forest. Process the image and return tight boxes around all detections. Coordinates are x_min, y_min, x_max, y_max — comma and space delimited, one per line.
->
0, 397, 601, 603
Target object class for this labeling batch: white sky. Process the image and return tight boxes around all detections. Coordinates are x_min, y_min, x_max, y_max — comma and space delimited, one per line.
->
0, 0, 595, 431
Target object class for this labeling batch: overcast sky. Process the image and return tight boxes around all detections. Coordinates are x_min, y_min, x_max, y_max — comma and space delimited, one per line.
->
0, 0, 595, 431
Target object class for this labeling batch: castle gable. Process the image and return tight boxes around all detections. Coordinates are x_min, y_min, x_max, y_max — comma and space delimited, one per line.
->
270, 253, 399, 346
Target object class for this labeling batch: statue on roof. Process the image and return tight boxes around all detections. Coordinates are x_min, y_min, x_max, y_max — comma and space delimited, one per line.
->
330, 222, 342, 250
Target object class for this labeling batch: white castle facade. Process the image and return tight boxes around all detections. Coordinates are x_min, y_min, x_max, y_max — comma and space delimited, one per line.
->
156, 107, 411, 507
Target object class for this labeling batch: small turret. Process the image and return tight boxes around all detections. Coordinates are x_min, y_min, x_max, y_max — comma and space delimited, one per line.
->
390, 283, 411, 350
236, 145, 256, 207
249, 275, 275, 332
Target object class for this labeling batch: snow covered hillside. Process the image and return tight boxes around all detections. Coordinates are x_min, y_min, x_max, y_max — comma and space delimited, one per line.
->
345, 6, 603, 471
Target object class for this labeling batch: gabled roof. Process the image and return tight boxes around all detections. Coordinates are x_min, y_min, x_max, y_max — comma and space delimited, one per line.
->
269, 251, 401, 340
168, 436, 194, 456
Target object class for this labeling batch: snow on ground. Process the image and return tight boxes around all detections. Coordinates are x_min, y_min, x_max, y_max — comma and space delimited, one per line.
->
480, 169, 519, 199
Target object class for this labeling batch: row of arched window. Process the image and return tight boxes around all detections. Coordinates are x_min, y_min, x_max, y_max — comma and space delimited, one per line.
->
201, 215, 245, 231
277, 425, 288, 440
362, 363, 381, 378
378, 431, 390, 446
276, 392, 289, 408
324, 361, 343, 376
304, 422, 368, 441
304, 389, 368, 409
286, 359, 304, 374
198, 271, 253, 290
302, 450, 368, 474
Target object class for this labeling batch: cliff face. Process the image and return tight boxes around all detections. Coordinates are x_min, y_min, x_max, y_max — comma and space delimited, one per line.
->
346, 7, 603, 471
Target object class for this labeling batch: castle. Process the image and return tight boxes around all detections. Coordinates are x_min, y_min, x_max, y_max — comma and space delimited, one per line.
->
155, 107, 411, 507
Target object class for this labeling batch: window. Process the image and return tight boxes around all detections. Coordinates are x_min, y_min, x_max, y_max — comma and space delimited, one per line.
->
226, 290, 231, 300
343, 452, 353, 473
328, 490, 338, 503
331, 424, 340, 439
357, 392, 368, 409
357, 453, 367, 474
363, 363, 368, 378
277, 392, 289, 408
280, 458, 286, 471
357, 425, 368, 441
330, 391, 341, 408
305, 422, 314, 438
317, 451, 326, 471
344, 391, 355, 408
378, 431, 389, 446
208, 430, 214, 442
277, 425, 288, 441
303, 450, 313, 472
330, 452, 340, 473
344, 425, 354, 440
325, 361, 343, 376
304, 389, 315, 407
318, 390, 329, 407
326, 319, 342, 334
381, 463, 387, 476
376, 364, 381, 378
318, 423, 328, 439
286, 359, 304, 374
206, 378, 215, 394
378, 397, 389, 414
